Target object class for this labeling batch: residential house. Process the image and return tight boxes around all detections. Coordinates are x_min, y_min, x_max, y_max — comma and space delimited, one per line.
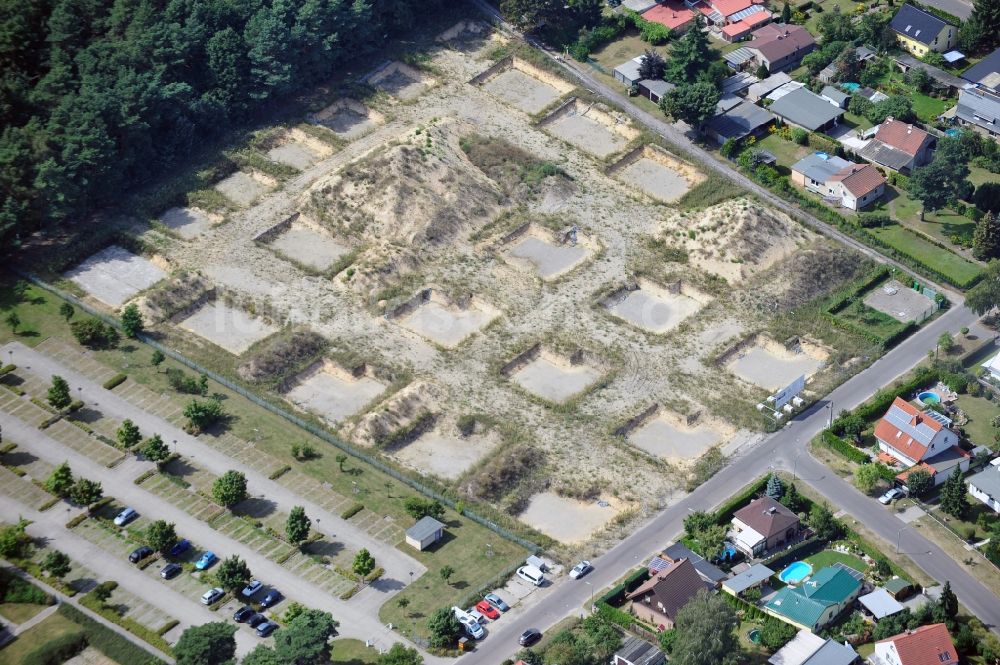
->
768, 630, 860, 665
770, 87, 845, 132
892, 54, 966, 95
790, 152, 886, 210
730, 496, 800, 556
614, 56, 646, 87
961, 46, 1000, 90
955, 86, 1000, 140
869, 623, 958, 665
744, 24, 816, 73
889, 4, 957, 56
639, 79, 675, 104
873, 397, 959, 467
642, 2, 696, 34
697, 0, 771, 27
625, 557, 706, 628
858, 588, 906, 621
722, 563, 774, 597
613, 636, 665, 665
967, 457, 1000, 513
763, 566, 862, 631
405, 516, 445, 551
721, 10, 773, 42
722, 71, 760, 96
895, 444, 971, 488
705, 100, 774, 143
658, 542, 728, 586
747, 71, 793, 102
621, 0, 658, 12
858, 118, 936, 173
821, 86, 850, 109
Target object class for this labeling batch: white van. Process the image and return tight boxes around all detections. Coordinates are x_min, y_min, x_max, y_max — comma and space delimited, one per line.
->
516, 565, 544, 587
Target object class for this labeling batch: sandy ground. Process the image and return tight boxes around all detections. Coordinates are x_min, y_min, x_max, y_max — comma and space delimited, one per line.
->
178, 301, 278, 355
629, 414, 723, 461
65, 245, 167, 307
483, 69, 563, 114
616, 157, 692, 203
159, 207, 216, 240
311, 100, 384, 139
608, 286, 703, 334
511, 355, 601, 403
269, 222, 350, 271
268, 142, 318, 170
286, 366, 387, 423
396, 300, 498, 348
393, 427, 501, 480
214, 171, 271, 207
863, 279, 936, 323
727, 345, 824, 392
519, 493, 624, 544
546, 114, 628, 158
506, 235, 589, 280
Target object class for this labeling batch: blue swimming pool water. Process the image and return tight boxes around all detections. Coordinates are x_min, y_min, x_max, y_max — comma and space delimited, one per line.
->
723, 543, 737, 559
778, 561, 813, 584
918, 390, 941, 405
842, 82, 861, 91
945, 128, 961, 137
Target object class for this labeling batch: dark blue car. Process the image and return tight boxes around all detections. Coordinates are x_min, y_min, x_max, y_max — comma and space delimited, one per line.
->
168, 539, 191, 557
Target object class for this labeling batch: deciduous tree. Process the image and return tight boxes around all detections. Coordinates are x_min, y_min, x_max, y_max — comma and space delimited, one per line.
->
59, 302, 74, 321
378, 642, 423, 665
216, 555, 251, 592
855, 464, 884, 494
174, 622, 237, 665
41, 549, 72, 579
69, 478, 102, 508
661, 82, 720, 127
145, 520, 177, 553
286, 505, 311, 545
353, 548, 376, 583
47, 374, 71, 410
141, 434, 170, 464
905, 469, 933, 497
973, 212, 1000, 260
212, 470, 248, 508
116, 419, 142, 449
120, 303, 143, 338
427, 607, 463, 649
45, 462, 74, 497
671, 589, 740, 665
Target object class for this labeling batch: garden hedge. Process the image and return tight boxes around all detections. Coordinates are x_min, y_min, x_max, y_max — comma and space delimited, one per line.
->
819, 430, 870, 464
22, 632, 87, 665
57, 604, 167, 665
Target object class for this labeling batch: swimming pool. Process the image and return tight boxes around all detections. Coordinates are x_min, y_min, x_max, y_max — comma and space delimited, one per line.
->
778, 561, 813, 584
917, 390, 941, 406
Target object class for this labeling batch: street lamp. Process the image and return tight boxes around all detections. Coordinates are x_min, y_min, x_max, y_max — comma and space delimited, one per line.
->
409, 571, 414, 585
895, 526, 907, 553
792, 450, 803, 480
584, 581, 595, 612
826, 402, 833, 429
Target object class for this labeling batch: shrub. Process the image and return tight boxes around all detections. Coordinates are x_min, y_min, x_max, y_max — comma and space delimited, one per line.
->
858, 213, 891, 228
70, 318, 119, 349
236, 330, 327, 384
165, 368, 205, 395
0, 568, 53, 605
820, 430, 870, 463
57, 603, 168, 664
341, 503, 364, 519
22, 632, 87, 665
102, 374, 127, 390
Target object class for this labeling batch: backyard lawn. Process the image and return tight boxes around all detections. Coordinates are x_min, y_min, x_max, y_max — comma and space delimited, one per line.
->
756, 133, 811, 171
804, 549, 868, 573
0, 602, 50, 624
0, 610, 83, 665
868, 223, 982, 286
330, 638, 380, 665
832, 299, 907, 341
955, 393, 998, 448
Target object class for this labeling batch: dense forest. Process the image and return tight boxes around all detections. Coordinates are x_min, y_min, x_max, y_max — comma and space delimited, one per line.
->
0, 0, 446, 249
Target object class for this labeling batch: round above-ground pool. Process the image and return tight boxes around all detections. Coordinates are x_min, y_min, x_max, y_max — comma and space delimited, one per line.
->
748, 629, 761, 644
778, 561, 813, 584
917, 390, 941, 406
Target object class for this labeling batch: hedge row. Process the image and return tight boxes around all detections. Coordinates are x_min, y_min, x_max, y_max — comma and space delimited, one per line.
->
825, 267, 892, 315
57, 604, 167, 665
341, 503, 364, 519
819, 430, 870, 464
831, 367, 939, 432
597, 567, 650, 607
712, 475, 770, 526
853, 225, 983, 290
102, 374, 127, 390
762, 536, 825, 570
22, 632, 87, 665
0, 364, 15, 376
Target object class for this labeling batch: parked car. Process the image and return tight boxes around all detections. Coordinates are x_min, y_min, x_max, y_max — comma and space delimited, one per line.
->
475, 600, 500, 620
467, 608, 486, 624
113, 507, 138, 527
248, 613, 268, 628
452, 606, 471, 622
462, 617, 485, 640
128, 546, 153, 563
241, 580, 263, 599
168, 539, 190, 557
256, 621, 278, 637
195, 551, 217, 570
516, 565, 544, 587
569, 561, 592, 579
519, 628, 542, 647
260, 590, 282, 608
233, 606, 255, 623
879, 488, 905, 505
160, 563, 182, 580
484, 593, 510, 612
201, 587, 225, 605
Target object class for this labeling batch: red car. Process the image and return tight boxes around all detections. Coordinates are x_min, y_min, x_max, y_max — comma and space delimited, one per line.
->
475, 600, 500, 620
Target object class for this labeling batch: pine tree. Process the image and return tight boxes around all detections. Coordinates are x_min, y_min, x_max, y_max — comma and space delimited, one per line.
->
938, 580, 958, 618
973, 211, 1000, 260
766, 473, 784, 500
666, 16, 711, 83
781, 1, 791, 23
939, 470, 968, 519
286, 506, 311, 546
120, 303, 144, 338
47, 375, 72, 410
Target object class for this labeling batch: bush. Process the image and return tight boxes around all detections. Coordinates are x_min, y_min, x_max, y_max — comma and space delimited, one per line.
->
57, 604, 167, 665
791, 128, 809, 145
70, 318, 119, 349
858, 213, 891, 228
820, 430, 870, 463
236, 330, 328, 384
22, 632, 87, 665
341, 503, 364, 519
165, 368, 205, 395
0, 569, 53, 605
102, 374, 127, 390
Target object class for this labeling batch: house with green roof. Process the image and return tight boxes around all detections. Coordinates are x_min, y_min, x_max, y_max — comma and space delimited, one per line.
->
764, 566, 862, 631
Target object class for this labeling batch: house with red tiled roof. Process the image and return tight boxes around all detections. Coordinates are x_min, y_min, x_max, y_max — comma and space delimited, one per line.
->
869, 623, 958, 665
827, 163, 886, 210
858, 118, 936, 173
730, 496, 800, 556
695, 0, 771, 28
874, 397, 959, 467
642, 2, 696, 33
625, 558, 706, 628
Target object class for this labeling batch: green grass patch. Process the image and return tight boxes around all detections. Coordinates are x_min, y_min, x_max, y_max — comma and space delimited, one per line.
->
954, 393, 997, 448
804, 549, 868, 572
330, 638, 380, 665
0, 601, 50, 624
833, 299, 907, 340
677, 172, 747, 210
0, 610, 84, 665
754, 133, 811, 170
868, 224, 982, 286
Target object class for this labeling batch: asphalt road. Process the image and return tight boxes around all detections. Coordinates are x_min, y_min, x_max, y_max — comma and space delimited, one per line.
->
918, 0, 973, 20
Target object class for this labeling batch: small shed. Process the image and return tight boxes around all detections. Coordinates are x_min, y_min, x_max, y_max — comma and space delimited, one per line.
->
722, 563, 774, 597
883, 576, 913, 600
405, 516, 445, 551
821, 86, 851, 109
859, 588, 906, 620
639, 79, 675, 104
614, 56, 645, 87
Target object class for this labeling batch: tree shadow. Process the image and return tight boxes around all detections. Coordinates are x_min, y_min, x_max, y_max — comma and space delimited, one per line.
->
370, 577, 406, 593
235, 497, 278, 519
450, 580, 469, 590
73, 407, 104, 424
162, 458, 197, 480
304, 539, 344, 560
14, 331, 40, 338
70, 577, 99, 593
2, 451, 38, 468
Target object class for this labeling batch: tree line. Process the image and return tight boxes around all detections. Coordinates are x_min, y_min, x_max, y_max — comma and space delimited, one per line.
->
0, 0, 446, 250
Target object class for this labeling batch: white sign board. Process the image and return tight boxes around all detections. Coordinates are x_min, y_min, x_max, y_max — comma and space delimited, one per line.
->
771, 375, 805, 410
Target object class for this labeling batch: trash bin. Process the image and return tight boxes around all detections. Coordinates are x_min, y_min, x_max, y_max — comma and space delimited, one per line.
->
458, 637, 469, 652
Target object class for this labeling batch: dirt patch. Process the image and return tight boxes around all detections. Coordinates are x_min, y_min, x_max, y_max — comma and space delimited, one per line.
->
624, 407, 733, 463
65, 245, 167, 307
540, 99, 638, 158
519, 492, 625, 544
610, 145, 705, 203
506, 346, 602, 404
391, 288, 500, 348
266, 218, 351, 272
502, 224, 595, 281
368, 61, 436, 101
436, 19, 505, 53
347, 381, 440, 448
177, 300, 279, 355
603, 279, 712, 334
266, 128, 334, 170
309, 99, 386, 140
863, 279, 936, 323
285, 359, 387, 424
476, 57, 574, 115
158, 207, 220, 240
721, 334, 830, 391
393, 423, 502, 480
214, 170, 275, 207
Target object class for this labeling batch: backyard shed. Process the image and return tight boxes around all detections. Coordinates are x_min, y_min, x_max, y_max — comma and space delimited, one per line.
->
722, 563, 774, 597
859, 588, 906, 620
405, 516, 445, 551
883, 576, 913, 600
